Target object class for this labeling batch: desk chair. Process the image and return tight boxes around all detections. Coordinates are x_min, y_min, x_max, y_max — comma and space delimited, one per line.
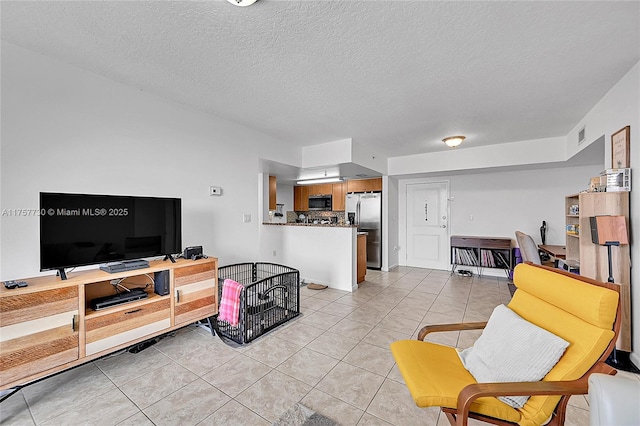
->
515, 231, 541, 265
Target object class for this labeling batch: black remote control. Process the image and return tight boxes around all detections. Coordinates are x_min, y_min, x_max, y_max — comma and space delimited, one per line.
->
4, 280, 28, 289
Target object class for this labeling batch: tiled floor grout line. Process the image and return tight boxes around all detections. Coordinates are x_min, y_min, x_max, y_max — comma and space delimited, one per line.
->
287, 274, 410, 424
8, 268, 634, 426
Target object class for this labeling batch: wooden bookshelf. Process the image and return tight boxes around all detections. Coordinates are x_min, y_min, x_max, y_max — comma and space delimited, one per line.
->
451, 235, 512, 278
565, 191, 631, 351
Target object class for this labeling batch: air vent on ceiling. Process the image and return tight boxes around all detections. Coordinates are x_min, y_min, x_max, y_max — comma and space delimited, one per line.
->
356, 174, 368, 178
578, 126, 586, 145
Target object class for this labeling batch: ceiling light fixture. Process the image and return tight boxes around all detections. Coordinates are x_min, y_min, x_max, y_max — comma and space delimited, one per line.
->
442, 135, 466, 148
226, 0, 258, 7
296, 177, 343, 185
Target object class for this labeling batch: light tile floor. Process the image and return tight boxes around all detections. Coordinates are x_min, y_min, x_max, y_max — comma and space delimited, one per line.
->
2, 267, 639, 425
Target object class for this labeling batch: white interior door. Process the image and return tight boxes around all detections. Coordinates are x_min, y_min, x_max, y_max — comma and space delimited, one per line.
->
406, 182, 449, 270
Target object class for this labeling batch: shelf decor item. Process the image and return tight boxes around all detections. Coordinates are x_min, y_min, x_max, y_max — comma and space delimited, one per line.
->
589, 215, 629, 283
599, 168, 631, 192
611, 126, 630, 168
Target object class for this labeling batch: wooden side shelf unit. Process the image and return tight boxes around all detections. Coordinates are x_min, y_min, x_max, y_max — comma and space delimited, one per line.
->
565, 191, 631, 351
451, 235, 513, 277
0, 257, 217, 390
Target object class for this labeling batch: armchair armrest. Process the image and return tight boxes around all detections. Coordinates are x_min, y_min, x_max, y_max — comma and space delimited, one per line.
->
417, 322, 487, 341
589, 373, 640, 426
453, 362, 617, 426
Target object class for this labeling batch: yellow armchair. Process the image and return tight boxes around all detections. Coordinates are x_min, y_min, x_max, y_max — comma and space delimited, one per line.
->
390, 263, 621, 426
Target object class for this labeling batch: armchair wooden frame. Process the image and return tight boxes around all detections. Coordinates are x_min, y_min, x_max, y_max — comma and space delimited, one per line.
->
416, 264, 621, 426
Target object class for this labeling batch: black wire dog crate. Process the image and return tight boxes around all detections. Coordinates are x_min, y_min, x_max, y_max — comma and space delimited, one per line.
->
215, 262, 300, 344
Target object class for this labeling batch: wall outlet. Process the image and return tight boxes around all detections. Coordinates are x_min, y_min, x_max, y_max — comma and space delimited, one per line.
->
243, 213, 251, 223
209, 186, 222, 196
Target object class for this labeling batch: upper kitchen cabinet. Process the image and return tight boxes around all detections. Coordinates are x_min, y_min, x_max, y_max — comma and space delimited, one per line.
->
332, 182, 345, 211
347, 178, 382, 193
269, 176, 277, 210
308, 184, 333, 196
294, 185, 309, 211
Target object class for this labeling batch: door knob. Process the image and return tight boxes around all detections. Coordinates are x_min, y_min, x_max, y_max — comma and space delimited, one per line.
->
441, 225, 447, 228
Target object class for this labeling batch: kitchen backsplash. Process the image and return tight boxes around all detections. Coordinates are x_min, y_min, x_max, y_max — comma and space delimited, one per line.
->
286, 211, 345, 224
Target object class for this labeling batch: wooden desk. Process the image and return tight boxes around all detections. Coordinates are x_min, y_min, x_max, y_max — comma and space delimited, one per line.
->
538, 244, 566, 259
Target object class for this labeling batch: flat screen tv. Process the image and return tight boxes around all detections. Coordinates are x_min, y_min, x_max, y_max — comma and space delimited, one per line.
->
40, 192, 182, 278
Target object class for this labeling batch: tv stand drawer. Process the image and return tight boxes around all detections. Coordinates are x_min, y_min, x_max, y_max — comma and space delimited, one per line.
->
85, 298, 170, 356
0, 287, 79, 385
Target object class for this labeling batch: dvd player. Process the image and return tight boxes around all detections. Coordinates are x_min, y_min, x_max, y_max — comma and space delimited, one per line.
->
100, 259, 150, 274
91, 288, 148, 310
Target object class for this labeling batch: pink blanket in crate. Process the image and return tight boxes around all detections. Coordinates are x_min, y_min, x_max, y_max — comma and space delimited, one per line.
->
218, 278, 243, 326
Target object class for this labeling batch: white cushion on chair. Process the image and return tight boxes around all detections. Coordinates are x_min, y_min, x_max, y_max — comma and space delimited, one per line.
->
589, 373, 640, 426
458, 304, 569, 408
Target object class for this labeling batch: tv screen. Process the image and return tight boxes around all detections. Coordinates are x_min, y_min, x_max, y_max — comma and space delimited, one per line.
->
40, 192, 182, 272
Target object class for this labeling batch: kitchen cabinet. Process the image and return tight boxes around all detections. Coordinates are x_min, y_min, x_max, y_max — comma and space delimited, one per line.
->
269, 176, 276, 210
332, 182, 345, 211
294, 185, 309, 211
347, 178, 382, 193
0, 286, 79, 386
308, 184, 332, 196
357, 233, 367, 284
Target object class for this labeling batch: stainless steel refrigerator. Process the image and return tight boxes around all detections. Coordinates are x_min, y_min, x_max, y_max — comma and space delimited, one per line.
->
346, 192, 382, 269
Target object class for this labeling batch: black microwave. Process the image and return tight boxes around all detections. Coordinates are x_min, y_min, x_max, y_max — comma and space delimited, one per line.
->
308, 194, 332, 211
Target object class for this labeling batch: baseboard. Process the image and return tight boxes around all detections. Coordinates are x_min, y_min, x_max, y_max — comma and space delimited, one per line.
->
384, 263, 399, 272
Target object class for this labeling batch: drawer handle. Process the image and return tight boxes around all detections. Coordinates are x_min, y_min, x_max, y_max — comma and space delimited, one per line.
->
72, 314, 77, 332
125, 308, 142, 315
175, 289, 180, 303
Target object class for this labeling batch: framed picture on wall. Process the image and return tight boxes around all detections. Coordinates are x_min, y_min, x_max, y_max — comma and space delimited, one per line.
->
611, 126, 630, 168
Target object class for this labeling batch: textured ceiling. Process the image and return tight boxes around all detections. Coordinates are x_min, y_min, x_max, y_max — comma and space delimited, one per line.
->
2, 1, 639, 158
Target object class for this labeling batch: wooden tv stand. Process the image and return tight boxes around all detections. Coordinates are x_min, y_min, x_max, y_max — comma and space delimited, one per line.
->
0, 257, 217, 391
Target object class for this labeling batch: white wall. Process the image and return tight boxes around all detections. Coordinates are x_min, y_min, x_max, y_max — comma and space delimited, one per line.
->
300, 137, 387, 175
383, 176, 399, 271
389, 137, 566, 176
275, 183, 294, 224
301, 139, 352, 169
396, 164, 602, 272
0, 42, 298, 279
566, 61, 639, 367
260, 224, 356, 292
447, 165, 602, 246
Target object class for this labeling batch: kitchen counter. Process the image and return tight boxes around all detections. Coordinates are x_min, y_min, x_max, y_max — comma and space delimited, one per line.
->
263, 222, 356, 228
260, 223, 358, 292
